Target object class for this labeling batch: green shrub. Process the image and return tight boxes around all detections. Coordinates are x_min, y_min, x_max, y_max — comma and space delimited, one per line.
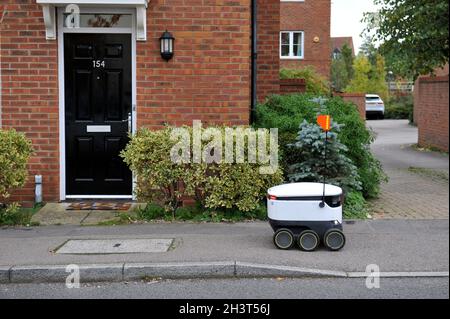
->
0, 203, 20, 225
280, 67, 330, 96
384, 95, 413, 119
120, 127, 190, 217
175, 206, 196, 220
343, 191, 370, 219
255, 93, 387, 198
287, 121, 361, 193
0, 203, 42, 226
0, 129, 33, 206
121, 126, 283, 217
135, 201, 267, 222
181, 203, 267, 222
137, 203, 166, 220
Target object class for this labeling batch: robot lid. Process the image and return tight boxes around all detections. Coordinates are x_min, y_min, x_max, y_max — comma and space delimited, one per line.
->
268, 182, 342, 198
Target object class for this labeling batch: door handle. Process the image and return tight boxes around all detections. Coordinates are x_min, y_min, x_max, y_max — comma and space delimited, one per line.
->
122, 112, 132, 134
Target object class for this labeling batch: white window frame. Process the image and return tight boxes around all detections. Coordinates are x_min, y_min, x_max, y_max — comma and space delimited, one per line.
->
280, 31, 305, 60
57, 7, 137, 200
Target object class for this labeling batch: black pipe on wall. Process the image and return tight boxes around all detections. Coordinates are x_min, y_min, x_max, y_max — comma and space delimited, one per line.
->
250, 0, 258, 124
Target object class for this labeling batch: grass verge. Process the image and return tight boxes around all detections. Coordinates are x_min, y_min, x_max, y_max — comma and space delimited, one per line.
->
408, 167, 449, 182
411, 144, 449, 155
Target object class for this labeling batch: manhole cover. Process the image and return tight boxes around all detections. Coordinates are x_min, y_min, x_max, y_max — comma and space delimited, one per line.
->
55, 239, 174, 254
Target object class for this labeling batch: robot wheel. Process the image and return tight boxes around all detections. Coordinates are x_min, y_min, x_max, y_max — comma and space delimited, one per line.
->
273, 228, 295, 250
297, 230, 320, 251
323, 228, 346, 251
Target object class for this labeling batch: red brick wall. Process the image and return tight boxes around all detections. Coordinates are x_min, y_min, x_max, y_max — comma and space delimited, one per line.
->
413, 64, 449, 124
414, 75, 449, 152
1, 1, 281, 203
0, 1, 59, 203
137, 0, 253, 128
256, 0, 280, 102
280, 0, 331, 79
279, 78, 306, 94
335, 93, 366, 120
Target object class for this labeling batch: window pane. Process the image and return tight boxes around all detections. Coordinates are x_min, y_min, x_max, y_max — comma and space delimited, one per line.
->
64, 14, 132, 28
281, 33, 290, 45
293, 32, 302, 45
281, 45, 290, 56
293, 44, 302, 57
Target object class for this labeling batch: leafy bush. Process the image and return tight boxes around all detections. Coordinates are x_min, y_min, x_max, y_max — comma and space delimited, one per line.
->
121, 126, 283, 217
135, 201, 267, 222
384, 95, 413, 119
287, 121, 361, 193
0, 203, 20, 225
255, 93, 387, 198
343, 191, 370, 219
120, 127, 190, 218
136, 203, 166, 220
0, 203, 42, 226
280, 67, 330, 96
0, 129, 33, 204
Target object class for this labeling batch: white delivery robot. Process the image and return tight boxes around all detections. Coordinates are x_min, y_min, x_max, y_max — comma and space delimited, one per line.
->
267, 183, 346, 252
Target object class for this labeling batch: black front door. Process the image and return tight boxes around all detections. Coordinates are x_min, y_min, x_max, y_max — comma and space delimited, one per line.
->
65, 33, 132, 196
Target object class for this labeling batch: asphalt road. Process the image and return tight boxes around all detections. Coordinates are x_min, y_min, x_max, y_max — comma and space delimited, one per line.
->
367, 119, 449, 170
1, 277, 448, 299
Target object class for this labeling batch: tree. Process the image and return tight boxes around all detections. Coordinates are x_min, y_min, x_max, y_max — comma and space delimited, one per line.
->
287, 121, 361, 194
359, 35, 378, 66
370, 54, 389, 101
345, 54, 371, 94
331, 57, 349, 92
341, 44, 354, 80
345, 54, 388, 101
364, 0, 449, 79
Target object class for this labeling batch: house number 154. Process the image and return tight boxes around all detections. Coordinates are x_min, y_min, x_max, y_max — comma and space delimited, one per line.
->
93, 60, 105, 68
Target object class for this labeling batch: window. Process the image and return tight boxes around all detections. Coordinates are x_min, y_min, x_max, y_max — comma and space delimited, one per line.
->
280, 31, 304, 59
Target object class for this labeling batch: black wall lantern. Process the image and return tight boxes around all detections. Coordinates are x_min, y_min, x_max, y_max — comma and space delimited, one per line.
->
160, 30, 174, 61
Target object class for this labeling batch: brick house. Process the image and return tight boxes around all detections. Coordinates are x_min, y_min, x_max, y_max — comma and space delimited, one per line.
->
330, 36, 355, 59
280, 0, 331, 78
0, 0, 280, 203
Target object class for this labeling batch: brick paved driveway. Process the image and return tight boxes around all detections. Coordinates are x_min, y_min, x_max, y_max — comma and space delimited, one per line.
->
368, 120, 449, 219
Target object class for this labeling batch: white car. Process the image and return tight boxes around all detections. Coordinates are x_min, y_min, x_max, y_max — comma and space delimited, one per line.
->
365, 94, 385, 119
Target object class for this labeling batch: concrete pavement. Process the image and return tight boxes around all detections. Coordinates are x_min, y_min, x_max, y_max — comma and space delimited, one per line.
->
0, 220, 448, 283
368, 120, 449, 219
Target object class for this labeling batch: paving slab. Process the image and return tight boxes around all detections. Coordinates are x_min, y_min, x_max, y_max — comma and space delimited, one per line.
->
368, 120, 449, 219
31, 203, 89, 226
30, 203, 143, 226
55, 238, 174, 254
81, 211, 121, 225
